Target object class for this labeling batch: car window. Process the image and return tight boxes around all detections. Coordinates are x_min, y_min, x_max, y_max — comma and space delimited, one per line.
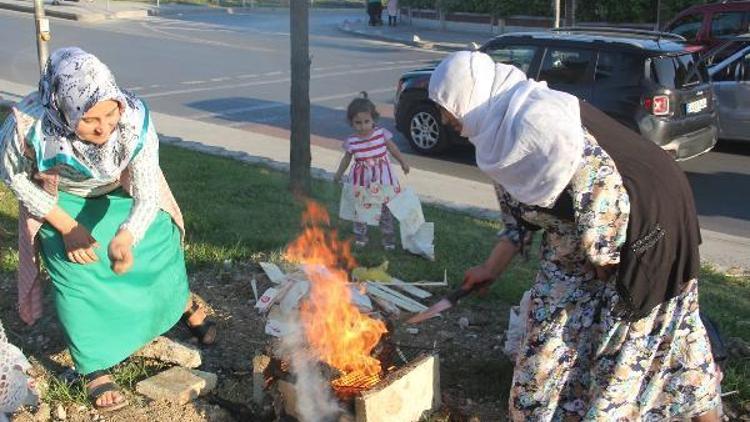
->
667, 14, 703, 40
538, 48, 593, 86
594, 52, 644, 87
650, 53, 704, 88
485, 45, 537, 74
710, 11, 746, 38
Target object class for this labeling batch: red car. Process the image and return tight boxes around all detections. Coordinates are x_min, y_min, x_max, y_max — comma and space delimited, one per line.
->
665, 1, 750, 50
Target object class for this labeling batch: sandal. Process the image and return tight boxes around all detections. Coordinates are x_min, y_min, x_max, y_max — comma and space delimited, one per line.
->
85, 371, 128, 412
182, 298, 217, 346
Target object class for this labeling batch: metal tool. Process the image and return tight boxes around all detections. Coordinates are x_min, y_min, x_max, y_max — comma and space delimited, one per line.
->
406, 283, 485, 324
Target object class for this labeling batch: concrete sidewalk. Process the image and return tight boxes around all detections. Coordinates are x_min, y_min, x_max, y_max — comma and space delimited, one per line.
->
337, 16, 545, 52
1, 78, 748, 272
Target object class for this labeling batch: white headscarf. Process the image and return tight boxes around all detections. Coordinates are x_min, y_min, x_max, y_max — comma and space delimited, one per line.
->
428, 51, 583, 207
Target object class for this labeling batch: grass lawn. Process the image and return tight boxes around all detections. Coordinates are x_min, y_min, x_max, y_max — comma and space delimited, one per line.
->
0, 121, 748, 412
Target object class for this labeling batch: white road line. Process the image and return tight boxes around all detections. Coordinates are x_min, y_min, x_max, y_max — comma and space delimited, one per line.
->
210, 77, 232, 82
181, 80, 206, 85
139, 22, 274, 53
128, 86, 144, 91
141, 64, 419, 99
186, 87, 394, 121
237, 74, 259, 79
263, 71, 283, 76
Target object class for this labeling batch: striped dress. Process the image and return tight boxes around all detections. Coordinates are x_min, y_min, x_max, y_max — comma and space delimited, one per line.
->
345, 127, 398, 189
344, 127, 401, 226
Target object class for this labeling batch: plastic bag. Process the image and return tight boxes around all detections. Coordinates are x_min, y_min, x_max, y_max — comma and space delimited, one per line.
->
386, 187, 425, 236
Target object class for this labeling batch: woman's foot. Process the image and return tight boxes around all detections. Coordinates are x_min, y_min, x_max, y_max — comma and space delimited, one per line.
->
183, 297, 217, 345
86, 373, 128, 412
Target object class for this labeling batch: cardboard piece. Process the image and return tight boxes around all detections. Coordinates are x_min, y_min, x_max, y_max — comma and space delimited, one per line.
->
255, 287, 280, 313
259, 262, 287, 284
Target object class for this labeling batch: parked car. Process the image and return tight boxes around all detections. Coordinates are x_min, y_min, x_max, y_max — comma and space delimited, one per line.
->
708, 42, 750, 141
394, 28, 718, 160
664, 1, 750, 52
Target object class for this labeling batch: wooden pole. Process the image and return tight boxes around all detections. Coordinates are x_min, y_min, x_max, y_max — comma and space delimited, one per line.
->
289, 0, 312, 195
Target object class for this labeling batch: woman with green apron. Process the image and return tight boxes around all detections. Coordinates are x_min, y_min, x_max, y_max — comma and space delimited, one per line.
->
0, 48, 215, 411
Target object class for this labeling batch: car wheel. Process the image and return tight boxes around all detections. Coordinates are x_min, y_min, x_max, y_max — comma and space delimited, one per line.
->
406, 104, 449, 155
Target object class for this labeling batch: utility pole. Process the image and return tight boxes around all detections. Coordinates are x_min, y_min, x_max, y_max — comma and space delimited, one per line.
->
564, 0, 576, 27
554, 0, 561, 28
289, 0, 311, 195
33, 0, 51, 74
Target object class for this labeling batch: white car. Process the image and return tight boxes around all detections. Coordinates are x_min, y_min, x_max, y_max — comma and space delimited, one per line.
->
709, 42, 750, 142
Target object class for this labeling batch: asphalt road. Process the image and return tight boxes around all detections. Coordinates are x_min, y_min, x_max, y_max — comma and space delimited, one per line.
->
0, 8, 748, 238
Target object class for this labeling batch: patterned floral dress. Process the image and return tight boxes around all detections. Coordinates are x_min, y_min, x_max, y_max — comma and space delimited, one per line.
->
499, 131, 721, 421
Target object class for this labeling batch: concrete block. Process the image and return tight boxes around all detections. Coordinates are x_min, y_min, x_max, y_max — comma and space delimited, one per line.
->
136, 367, 217, 405
134, 336, 202, 368
355, 354, 440, 422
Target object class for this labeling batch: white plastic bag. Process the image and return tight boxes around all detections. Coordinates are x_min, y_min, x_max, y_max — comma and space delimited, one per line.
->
386, 187, 425, 236
401, 222, 435, 261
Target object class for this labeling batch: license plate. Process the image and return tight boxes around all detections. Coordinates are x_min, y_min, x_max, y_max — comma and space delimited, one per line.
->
686, 98, 707, 114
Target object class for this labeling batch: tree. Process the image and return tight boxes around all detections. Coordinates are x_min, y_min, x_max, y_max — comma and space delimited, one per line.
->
289, 0, 311, 195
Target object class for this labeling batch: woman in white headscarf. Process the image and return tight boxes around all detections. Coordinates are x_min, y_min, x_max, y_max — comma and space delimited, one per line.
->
1, 48, 216, 411
429, 51, 721, 421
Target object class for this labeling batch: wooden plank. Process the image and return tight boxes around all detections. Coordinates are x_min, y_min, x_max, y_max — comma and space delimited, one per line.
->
355, 354, 441, 422
366, 283, 428, 313
389, 278, 432, 299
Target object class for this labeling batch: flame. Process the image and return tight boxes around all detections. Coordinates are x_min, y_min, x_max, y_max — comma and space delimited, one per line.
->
285, 201, 387, 379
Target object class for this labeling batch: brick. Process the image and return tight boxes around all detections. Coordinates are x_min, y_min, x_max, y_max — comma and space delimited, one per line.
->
134, 336, 202, 369
136, 367, 217, 405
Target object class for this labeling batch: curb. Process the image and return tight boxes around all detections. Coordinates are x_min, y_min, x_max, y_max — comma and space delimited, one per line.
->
0, 0, 148, 21
336, 22, 470, 52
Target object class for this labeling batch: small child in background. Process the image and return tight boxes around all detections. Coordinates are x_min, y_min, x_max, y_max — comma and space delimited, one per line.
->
335, 92, 410, 250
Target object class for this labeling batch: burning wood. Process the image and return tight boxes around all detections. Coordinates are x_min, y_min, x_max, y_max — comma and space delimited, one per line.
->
253, 201, 441, 421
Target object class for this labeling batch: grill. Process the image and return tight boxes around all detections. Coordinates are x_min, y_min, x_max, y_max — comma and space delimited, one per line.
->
331, 371, 382, 399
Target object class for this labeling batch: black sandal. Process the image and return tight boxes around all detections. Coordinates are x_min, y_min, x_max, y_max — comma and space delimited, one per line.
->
182, 299, 217, 346
85, 370, 128, 412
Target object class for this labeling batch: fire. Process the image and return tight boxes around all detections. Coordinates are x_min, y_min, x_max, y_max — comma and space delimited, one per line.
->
285, 201, 387, 380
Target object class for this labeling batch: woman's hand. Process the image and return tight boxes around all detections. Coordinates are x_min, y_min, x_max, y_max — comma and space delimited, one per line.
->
62, 224, 100, 265
334, 173, 342, 184
109, 229, 134, 275
463, 263, 498, 294
401, 163, 410, 175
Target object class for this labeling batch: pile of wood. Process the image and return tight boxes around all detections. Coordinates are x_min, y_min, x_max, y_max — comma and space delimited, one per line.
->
252, 262, 447, 336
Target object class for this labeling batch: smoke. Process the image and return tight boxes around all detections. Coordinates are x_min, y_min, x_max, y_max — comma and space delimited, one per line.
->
277, 311, 346, 422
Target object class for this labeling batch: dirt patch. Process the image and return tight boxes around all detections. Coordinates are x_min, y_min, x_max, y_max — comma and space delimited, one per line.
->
2, 263, 514, 421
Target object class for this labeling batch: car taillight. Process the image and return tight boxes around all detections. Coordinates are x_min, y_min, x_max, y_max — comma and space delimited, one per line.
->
643, 95, 670, 116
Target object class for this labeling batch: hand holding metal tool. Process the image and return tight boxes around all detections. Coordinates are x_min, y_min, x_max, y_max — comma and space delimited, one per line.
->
406, 282, 487, 324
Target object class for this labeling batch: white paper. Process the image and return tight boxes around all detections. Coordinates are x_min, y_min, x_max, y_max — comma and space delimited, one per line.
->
265, 307, 294, 337
387, 187, 425, 236
349, 285, 373, 312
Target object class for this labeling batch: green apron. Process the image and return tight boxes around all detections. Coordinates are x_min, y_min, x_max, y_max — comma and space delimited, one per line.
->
38, 189, 189, 375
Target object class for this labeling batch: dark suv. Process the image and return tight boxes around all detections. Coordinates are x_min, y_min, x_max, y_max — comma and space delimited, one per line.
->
394, 28, 718, 160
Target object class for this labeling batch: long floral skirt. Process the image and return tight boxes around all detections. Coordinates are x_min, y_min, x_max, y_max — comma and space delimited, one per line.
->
509, 275, 721, 421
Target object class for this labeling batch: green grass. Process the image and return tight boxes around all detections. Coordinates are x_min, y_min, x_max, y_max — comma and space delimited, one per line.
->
1, 138, 748, 409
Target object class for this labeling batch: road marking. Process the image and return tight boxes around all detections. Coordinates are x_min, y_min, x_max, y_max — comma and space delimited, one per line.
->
139, 22, 274, 53
237, 74, 259, 79
210, 77, 232, 82
141, 63, 419, 99
263, 71, 283, 76
128, 86, 144, 91
185, 87, 394, 121
181, 80, 206, 85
